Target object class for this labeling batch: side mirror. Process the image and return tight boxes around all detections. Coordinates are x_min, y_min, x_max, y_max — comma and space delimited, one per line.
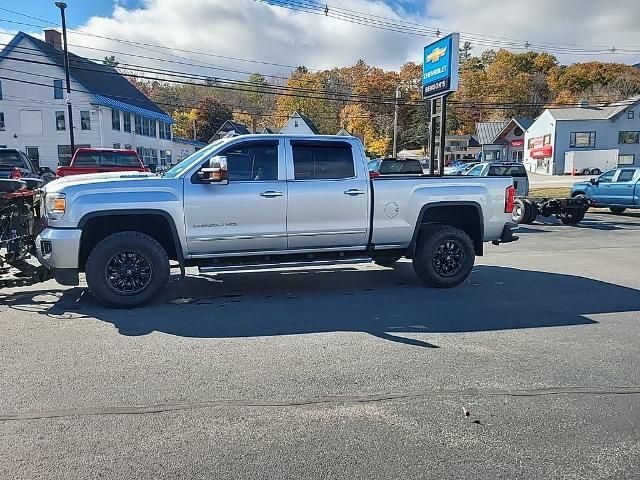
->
589, 177, 598, 185
198, 156, 229, 184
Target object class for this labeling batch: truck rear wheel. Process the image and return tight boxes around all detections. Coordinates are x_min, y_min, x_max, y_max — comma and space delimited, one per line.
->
609, 207, 626, 215
85, 231, 169, 308
522, 199, 539, 224
413, 225, 475, 288
512, 198, 527, 224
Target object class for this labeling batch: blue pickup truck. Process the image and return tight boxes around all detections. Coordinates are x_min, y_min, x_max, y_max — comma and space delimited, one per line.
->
571, 167, 640, 214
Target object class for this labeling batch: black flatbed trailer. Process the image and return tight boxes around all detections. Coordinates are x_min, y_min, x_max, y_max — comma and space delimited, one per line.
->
512, 196, 589, 225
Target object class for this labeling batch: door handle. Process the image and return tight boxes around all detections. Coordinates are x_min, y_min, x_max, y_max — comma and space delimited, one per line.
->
344, 189, 366, 196
260, 191, 283, 198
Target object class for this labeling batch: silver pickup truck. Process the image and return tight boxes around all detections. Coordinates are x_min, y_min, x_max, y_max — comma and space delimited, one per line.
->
37, 135, 518, 307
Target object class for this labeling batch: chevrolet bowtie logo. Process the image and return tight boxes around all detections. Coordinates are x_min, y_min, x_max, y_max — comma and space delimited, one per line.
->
426, 46, 447, 63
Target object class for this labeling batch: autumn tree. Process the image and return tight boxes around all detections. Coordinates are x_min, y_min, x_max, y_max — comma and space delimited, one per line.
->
194, 96, 233, 142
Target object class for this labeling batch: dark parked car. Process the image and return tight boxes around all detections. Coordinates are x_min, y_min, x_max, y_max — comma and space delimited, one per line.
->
368, 158, 424, 177
0, 148, 55, 185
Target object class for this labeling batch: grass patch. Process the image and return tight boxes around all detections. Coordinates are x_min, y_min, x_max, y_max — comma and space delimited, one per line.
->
529, 187, 571, 198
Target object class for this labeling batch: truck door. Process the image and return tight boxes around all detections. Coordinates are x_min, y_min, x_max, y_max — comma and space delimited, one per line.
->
183, 140, 287, 254
608, 168, 639, 206
285, 139, 369, 249
589, 169, 617, 205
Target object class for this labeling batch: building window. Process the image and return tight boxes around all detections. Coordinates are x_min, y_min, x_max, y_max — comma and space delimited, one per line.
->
527, 138, 535, 149
0, 80, 2, 100
123, 112, 131, 132
151, 148, 158, 164
55, 111, 65, 131
53, 79, 64, 99
160, 150, 166, 165
618, 154, 635, 165
135, 115, 142, 135
628, 110, 635, 119
112, 109, 120, 130
569, 131, 596, 148
0, 112, 4, 131
142, 118, 150, 136
294, 120, 299, 128
618, 131, 640, 144
159, 122, 171, 139
150, 120, 156, 138
166, 150, 172, 165
26, 147, 40, 168
80, 111, 91, 130
113, 143, 121, 149
124, 144, 132, 150
543, 134, 551, 145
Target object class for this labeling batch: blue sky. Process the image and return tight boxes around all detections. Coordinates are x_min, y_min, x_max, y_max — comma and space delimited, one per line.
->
6, 0, 144, 28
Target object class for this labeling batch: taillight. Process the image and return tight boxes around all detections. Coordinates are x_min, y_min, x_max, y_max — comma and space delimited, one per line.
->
9, 167, 22, 179
369, 171, 380, 178
56, 168, 64, 177
504, 185, 516, 213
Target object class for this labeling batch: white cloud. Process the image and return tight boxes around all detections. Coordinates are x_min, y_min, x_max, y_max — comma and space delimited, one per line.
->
32, 0, 640, 82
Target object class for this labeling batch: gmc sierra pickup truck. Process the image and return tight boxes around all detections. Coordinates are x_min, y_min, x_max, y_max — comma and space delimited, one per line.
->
37, 135, 518, 307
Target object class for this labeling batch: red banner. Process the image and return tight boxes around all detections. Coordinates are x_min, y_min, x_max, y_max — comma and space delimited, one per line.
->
530, 146, 552, 159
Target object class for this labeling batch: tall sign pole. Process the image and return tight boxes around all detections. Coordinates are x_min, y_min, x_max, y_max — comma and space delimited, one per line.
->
55, 2, 75, 153
422, 33, 459, 176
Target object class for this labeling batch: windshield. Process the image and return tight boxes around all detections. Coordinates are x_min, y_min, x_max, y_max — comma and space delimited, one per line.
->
163, 140, 226, 178
0, 151, 25, 168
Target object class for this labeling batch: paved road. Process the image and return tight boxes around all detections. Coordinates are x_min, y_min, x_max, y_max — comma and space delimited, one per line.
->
1, 212, 640, 479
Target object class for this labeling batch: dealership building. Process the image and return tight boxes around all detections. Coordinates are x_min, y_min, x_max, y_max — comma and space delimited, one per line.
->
523, 97, 640, 175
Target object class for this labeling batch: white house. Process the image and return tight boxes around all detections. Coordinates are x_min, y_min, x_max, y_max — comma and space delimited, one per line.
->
0, 30, 200, 169
524, 97, 640, 175
278, 111, 320, 135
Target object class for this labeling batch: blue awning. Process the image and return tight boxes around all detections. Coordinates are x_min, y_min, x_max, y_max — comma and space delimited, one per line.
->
93, 94, 173, 124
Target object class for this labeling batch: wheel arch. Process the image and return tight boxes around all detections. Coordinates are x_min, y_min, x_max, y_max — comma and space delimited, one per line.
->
78, 209, 184, 270
409, 201, 484, 257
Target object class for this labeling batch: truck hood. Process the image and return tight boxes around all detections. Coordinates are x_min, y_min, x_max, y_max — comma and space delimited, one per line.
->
571, 180, 591, 190
45, 171, 156, 193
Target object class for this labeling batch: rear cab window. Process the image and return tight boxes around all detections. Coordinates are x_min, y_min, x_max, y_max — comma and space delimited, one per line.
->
0, 150, 27, 168
73, 151, 142, 167
291, 141, 354, 180
488, 165, 527, 177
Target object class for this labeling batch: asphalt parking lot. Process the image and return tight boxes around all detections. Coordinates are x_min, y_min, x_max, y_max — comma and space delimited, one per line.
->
1, 211, 640, 479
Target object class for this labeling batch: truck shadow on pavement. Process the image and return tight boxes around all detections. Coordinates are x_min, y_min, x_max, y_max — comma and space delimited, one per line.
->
3, 265, 639, 348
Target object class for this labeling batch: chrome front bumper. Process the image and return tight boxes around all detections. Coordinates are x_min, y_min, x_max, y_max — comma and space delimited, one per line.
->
36, 228, 82, 285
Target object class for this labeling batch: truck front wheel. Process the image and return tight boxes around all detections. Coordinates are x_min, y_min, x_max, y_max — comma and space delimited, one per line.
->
85, 231, 169, 308
413, 225, 475, 288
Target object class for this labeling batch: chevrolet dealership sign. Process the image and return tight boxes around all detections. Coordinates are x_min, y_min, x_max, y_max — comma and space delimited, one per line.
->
422, 33, 459, 99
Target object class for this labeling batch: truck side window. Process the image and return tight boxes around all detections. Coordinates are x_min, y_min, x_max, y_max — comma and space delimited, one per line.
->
292, 142, 354, 180
598, 170, 616, 183
220, 142, 279, 182
616, 169, 636, 182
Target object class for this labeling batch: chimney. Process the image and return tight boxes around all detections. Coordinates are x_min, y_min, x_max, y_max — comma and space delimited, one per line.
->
579, 99, 589, 108
44, 29, 62, 50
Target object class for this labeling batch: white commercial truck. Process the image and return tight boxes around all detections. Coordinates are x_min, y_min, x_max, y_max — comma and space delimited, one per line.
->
564, 149, 619, 176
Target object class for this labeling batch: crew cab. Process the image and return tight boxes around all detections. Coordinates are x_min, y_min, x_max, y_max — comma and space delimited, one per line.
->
38, 135, 518, 307
571, 167, 640, 214
56, 148, 149, 177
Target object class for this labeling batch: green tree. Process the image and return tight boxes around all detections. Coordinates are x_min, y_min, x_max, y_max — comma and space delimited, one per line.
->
195, 96, 233, 142
103, 55, 119, 68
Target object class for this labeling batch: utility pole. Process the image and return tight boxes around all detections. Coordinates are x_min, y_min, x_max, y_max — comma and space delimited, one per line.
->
392, 85, 400, 158
55, 2, 74, 152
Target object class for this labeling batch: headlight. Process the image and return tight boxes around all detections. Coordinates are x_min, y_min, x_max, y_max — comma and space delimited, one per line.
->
45, 193, 66, 220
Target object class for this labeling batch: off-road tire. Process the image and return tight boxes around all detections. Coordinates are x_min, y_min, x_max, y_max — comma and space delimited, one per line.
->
609, 207, 626, 215
85, 231, 169, 308
523, 199, 539, 224
412, 224, 475, 288
512, 198, 527, 224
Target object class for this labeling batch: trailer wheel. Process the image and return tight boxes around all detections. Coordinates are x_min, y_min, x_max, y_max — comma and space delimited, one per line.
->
512, 198, 527, 224
591, 168, 601, 175
85, 231, 169, 308
413, 225, 475, 288
559, 208, 586, 225
609, 207, 626, 215
581, 168, 591, 175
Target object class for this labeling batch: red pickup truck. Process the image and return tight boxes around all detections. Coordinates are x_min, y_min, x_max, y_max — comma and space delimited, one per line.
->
56, 148, 150, 177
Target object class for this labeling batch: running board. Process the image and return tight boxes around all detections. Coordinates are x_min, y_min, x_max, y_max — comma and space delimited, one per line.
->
198, 257, 372, 273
